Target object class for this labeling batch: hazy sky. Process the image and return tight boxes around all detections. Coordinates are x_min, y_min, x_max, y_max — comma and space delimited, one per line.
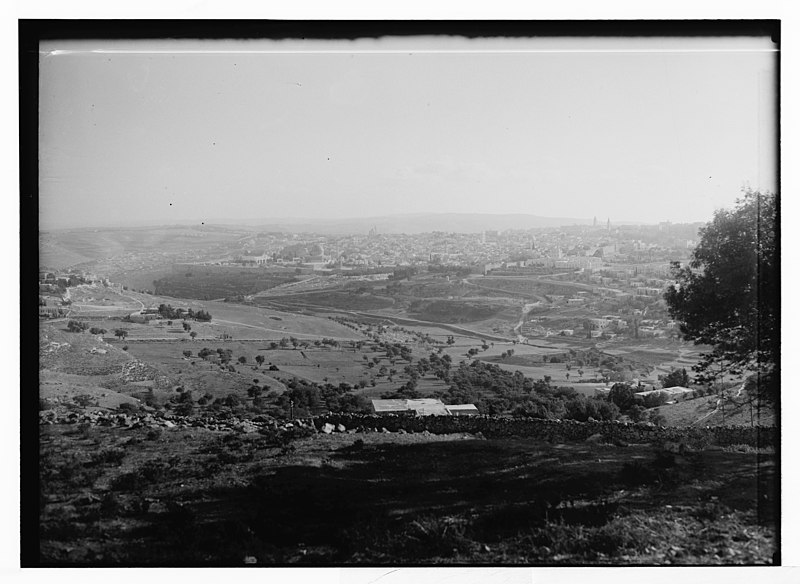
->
38, 36, 777, 229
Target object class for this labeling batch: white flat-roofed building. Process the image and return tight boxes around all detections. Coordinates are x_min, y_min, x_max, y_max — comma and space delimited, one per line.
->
371, 398, 478, 417
445, 404, 480, 416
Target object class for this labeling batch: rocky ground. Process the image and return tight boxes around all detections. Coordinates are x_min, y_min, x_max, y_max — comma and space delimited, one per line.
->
36, 411, 777, 566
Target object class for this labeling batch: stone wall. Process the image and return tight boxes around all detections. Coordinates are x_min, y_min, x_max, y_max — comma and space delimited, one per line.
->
39, 407, 776, 449
312, 413, 776, 448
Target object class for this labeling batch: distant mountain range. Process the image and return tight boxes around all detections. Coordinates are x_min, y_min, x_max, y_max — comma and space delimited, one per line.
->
210, 213, 600, 234
45, 213, 654, 235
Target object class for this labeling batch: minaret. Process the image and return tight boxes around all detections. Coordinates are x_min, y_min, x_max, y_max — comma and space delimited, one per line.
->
593, 216, 597, 227
606, 218, 610, 232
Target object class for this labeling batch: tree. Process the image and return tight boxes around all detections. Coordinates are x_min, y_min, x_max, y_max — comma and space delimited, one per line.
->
67, 320, 88, 333
608, 383, 636, 411
665, 189, 777, 403
660, 368, 690, 388
255, 355, 265, 367
238, 356, 247, 365
194, 309, 212, 322
190, 331, 197, 340
114, 329, 128, 340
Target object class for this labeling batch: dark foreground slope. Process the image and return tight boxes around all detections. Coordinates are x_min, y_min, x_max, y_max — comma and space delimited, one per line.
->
38, 422, 776, 566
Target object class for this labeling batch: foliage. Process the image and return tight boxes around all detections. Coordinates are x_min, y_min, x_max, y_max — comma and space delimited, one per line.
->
660, 368, 690, 388
272, 378, 371, 418
67, 320, 89, 333
435, 359, 619, 421
665, 190, 777, 401
563, 395, 620, 422
640, 392, 670, 409
608, 383, 636, 411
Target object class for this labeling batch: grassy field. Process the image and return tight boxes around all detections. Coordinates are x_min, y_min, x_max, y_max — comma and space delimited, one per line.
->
38, 424, 777, 565
257, 290, 396, 312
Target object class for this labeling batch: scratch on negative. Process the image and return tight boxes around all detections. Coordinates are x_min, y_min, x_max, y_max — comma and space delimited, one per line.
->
367, 569, 401, 584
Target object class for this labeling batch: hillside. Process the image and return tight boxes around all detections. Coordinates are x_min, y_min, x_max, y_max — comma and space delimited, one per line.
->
655, 395, 775, 428
36, 287, 777, 566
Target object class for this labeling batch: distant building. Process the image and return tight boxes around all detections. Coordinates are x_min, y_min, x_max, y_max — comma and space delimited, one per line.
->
445, 404, 480, 416
371, 398, 478, 417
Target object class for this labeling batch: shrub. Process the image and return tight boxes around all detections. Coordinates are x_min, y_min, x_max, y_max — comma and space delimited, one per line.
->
660, 368, 690, 388
626, 404, 645, 422
88, 447, 127, 466
110, 460, 169, 491
73, 394, 97, 407
67, 320, 89, 333
608, 383, 636, 411
650, 409, 667, 426
641, 392, 669, 408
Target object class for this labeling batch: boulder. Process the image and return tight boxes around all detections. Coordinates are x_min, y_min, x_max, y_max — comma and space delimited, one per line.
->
321, 423, 335, 434
336, 424, 346, 433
